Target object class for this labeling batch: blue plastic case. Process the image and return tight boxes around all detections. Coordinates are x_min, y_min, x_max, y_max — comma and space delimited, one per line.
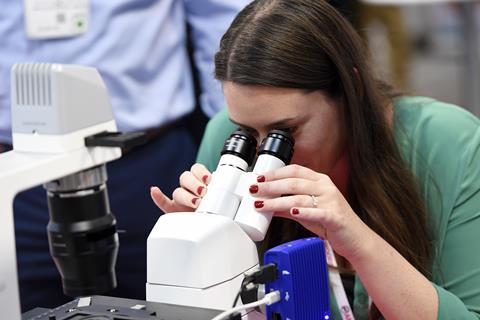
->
264, 237, 331, 320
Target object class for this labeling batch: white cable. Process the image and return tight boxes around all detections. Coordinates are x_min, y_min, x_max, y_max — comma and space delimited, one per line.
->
211, 290, 281, 320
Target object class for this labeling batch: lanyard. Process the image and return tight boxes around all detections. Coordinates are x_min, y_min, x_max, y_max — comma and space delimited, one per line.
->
324, 241, 356, 320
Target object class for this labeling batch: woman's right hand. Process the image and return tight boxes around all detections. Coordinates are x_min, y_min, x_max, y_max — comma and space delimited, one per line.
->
150, 163, 212, 213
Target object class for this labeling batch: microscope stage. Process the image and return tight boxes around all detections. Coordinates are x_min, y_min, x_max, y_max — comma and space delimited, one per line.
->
22, 295, 223, 320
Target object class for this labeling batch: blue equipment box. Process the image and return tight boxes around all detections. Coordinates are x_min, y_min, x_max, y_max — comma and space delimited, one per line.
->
264, 237, 331, 320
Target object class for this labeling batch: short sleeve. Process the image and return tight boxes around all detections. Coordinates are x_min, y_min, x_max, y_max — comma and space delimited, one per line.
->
435, 125, 480, 319
394, 98, 480, 319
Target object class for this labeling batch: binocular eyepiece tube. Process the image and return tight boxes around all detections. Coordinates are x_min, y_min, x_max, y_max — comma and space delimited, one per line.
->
196, 128, 294, 241
195, 129, 257, 218
235, 130, 295, 241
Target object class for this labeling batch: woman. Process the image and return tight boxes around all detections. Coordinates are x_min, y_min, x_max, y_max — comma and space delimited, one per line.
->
151, 1, 480, 319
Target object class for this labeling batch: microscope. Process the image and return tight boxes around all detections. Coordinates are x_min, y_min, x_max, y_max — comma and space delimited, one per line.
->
1, 63, 330, 320
146, 128, 294, 312
146, 122, 331, 319
0, 63, 146, 320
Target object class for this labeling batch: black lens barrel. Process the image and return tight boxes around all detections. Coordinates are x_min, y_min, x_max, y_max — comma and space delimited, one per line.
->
259, 129, 295, 164
45, 166, 118, 297
221, 129, 257, 166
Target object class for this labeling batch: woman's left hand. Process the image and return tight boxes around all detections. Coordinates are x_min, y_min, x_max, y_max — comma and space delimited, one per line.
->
251, 164, 373, 261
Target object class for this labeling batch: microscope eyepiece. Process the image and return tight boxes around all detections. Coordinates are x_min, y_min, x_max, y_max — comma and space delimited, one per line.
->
221, 129, 257, 167
258, 129, 295, 165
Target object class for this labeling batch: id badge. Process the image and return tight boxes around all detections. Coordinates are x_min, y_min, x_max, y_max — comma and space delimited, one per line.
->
24, 0, 90, 39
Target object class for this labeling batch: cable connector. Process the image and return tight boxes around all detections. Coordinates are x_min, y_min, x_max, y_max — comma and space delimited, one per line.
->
246, 263, 278, 285
212, 291, 281, 320
264, 290, 281, 305
238, 263, 279, 307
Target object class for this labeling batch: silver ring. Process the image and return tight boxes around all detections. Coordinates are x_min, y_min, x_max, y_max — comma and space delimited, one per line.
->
310, 194, 319, 208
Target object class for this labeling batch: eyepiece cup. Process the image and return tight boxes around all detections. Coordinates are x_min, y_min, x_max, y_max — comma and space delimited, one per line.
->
258, 130, 294, 165
221, 129, 257, 166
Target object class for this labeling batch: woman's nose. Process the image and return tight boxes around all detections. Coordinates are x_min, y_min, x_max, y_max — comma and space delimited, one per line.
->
257, 132, 268, 145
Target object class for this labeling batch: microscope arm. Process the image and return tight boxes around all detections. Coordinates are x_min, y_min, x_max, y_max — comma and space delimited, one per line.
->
0, 146, 120, 320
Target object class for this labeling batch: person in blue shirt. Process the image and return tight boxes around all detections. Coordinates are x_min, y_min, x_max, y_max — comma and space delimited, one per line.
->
0, 0, 251, 312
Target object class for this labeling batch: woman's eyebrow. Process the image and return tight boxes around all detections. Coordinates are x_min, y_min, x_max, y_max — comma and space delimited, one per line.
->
229, 118, 255, 131
229, 117, 297, 130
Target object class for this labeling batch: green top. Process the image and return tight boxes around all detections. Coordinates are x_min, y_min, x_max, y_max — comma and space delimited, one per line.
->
196, 96, 480, 319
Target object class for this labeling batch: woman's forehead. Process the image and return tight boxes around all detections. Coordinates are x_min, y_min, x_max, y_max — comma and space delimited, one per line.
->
224, 83, 334, 125
224, 82, 313, 102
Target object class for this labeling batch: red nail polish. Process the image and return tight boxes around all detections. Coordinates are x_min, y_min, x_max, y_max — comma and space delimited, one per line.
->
202, 175, 209, 184
249, 185, 259, 194
192, 198, 199, 205
254, 200, 264, 208
197, 186, 204, 196
257, 175, 265, 183
292, 208, 300, 215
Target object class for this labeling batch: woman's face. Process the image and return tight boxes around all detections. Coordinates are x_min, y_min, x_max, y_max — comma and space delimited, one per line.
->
224, 82, 347, 175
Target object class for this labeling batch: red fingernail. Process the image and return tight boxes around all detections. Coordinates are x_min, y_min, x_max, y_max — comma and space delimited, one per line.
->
257, 175, 265, 183
192, 197, 199, 205
254, 200, 264, 208
202, 175, 209, 184
292, 208, 300, 215
249, 185, 259, 194
197, 186, 204, 196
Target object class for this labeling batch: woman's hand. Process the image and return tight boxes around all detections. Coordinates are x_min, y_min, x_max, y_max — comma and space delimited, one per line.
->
251, 164, 374, 261
150, 163, 212, 213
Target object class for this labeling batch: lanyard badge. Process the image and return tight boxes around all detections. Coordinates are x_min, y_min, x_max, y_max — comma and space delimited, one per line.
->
24, 0, 90, 39
325, 241, 356, 320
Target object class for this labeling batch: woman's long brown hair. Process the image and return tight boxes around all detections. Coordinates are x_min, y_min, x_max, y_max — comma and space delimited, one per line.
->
215, 1, 432, 318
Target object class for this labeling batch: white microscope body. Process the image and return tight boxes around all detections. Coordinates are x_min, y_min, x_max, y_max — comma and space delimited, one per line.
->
0, 63, 121, 320
147, 212, 260, 311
